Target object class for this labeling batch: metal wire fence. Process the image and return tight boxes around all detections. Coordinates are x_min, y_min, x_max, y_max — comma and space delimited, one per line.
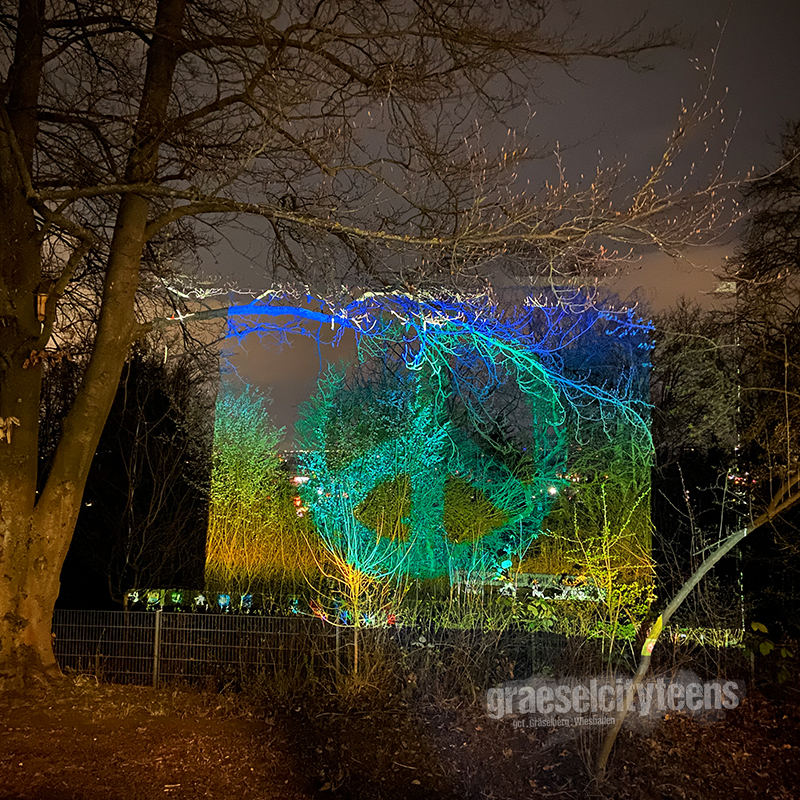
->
52, 609, 338, 686
52, 609, 750, 690
51, 609, 574, 688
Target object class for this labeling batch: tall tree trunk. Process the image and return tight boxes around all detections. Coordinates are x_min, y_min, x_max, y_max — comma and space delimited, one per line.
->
0, 0, 50, 689
0, 0, 188, 689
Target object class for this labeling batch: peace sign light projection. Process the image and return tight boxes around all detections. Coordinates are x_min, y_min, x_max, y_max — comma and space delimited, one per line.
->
221, 286, 653, 583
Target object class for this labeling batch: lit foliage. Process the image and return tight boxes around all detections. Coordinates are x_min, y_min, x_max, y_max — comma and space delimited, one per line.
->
223, 287, 654, 582
205, 384, 319, 594
296, 365, 550, 577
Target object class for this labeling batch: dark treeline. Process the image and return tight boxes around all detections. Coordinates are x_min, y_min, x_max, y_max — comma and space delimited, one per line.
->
41, 351, 213, 609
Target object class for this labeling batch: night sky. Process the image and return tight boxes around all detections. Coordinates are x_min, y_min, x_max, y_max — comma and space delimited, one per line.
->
220, 0, 800, 441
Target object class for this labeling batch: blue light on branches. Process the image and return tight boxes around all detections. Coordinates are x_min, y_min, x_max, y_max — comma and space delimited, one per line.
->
225, 287, 653, 579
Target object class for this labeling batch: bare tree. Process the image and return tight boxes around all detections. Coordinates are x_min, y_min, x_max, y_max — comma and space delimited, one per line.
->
49, 352, 213, 608
648, 300, 743, 626
0, 0, 732, 686
597, 124, 800, 781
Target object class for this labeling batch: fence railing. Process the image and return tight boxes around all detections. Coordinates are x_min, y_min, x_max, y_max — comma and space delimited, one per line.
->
52, 609, 749, 689
52, 609, 338, 685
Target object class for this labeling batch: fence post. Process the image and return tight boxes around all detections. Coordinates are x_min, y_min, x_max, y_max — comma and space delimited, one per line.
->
152, 609, 162, 687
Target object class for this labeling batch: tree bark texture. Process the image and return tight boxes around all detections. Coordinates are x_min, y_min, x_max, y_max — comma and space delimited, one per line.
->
0, 0, 187, 688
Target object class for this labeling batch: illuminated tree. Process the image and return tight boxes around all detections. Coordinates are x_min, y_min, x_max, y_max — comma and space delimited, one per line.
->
205, 383, 320, 597
271, 289, 654, 584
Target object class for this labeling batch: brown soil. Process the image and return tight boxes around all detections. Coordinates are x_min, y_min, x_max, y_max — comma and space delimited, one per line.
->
0, 676, 799, 800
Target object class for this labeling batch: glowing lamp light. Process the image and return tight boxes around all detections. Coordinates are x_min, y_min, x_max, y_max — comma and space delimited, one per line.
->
35, 279, 54, 322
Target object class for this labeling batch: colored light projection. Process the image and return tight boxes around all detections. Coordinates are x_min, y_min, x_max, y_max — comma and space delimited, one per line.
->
210, 287, 653, 587
205, 384, 324, 596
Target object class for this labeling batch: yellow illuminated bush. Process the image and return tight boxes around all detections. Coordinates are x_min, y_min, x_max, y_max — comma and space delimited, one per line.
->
205, 384, 321, 596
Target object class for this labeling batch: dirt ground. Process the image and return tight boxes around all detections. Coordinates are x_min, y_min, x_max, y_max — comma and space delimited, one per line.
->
0, 676, 799, 800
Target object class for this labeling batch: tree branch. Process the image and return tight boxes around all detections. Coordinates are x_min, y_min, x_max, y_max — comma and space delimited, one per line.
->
596, 469, 800, 782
